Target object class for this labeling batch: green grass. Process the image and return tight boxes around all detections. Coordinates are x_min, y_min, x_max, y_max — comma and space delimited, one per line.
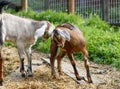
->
5, 9, 120, 70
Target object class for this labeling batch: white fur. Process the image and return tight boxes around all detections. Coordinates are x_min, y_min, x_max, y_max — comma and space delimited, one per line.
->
0, 13, 55, 76
57, 28, 70, 41
34, 22, 47, 43
48, 24, 55, 35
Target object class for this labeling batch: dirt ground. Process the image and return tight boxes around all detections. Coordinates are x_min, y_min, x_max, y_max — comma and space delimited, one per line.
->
0, 46, 120, 89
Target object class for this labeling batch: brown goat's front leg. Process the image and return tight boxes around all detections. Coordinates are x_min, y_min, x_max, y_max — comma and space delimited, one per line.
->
0, 46, 3, 86
67, 53, 84, 80
57, 51, 66, 75
82, 49, 93, 83
50, 41, 58, 79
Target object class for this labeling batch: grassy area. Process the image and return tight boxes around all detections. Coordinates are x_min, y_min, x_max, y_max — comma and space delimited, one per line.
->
6, 9, 120, 70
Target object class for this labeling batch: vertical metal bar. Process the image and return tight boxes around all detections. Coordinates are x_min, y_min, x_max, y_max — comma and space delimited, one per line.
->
86, 0, 87, 18
93, 0, 94, 15
88, 0, 89, 17
111, 0, 112, 24
101, 0, 108, 22
93, 0, 95, 13
80, 0, 81, 15
84, 0, 86, 18
118, 0, 120, 23
116, 0, 118, 24
44, 0, 50, 10
87, 0, 89, 17
99, 0, 100, 16
114, 0, 117, 24
80, 0, 82, 16
94, 0, 96, 15
109, 0, 111, 24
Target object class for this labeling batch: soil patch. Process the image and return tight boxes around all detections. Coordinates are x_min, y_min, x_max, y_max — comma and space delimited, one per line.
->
0, 46, 120, 89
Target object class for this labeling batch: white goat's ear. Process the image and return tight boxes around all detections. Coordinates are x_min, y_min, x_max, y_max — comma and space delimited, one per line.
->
51, 32, 54, 39
57, 29, 70, 41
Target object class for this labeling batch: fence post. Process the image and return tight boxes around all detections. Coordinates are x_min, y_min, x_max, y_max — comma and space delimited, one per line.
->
21, 0, 28, 12
101, 0, 108, 22
44, 0, 50, 10
67, 0, 74, 14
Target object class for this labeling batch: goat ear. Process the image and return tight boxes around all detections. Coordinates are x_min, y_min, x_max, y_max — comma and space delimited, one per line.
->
58, 29, 70, 41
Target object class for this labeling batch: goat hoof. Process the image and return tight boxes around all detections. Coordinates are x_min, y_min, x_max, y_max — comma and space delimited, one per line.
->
87, 77, 93, 83
88, 79, 93, 83
0, 79, 3, 86
88, 81, 93, 83
51, 75, 56, 79
20, 69, 26, 77
27, 73, 33, 77
76, 76, 85, 81
59, 72, 64, 76
27, 70, 33, 77
21, 73, 26, 77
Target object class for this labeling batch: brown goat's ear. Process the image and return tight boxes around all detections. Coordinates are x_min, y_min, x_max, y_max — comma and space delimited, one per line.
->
57, 29, 70, 41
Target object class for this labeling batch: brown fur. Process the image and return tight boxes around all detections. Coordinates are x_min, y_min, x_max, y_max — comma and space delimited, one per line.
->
56, 23, 76, 30
50, 23, 93, 83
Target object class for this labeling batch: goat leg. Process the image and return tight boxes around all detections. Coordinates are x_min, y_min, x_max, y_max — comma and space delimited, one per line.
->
0, 46, 3, 86
25, 48, 33, 77
50, 41, 58, 79
67, 53, 85, 80
81, 49, 93, 83
84, 58, 93, 83
57, 51, 66, 75
18, 52, 25, 77
20, 58, 26, 77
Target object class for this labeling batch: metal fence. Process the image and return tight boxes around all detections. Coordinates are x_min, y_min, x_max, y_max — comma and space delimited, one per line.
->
11, 0, 120, 25
75, 0, 120, 25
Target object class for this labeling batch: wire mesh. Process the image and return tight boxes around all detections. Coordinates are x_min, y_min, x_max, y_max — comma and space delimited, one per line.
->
7, 0, 120, 25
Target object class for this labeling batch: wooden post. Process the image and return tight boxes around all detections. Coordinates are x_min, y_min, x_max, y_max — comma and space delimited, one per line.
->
21, 0, 28, 12
67, 0, 74, 14
101, 0, 108, 22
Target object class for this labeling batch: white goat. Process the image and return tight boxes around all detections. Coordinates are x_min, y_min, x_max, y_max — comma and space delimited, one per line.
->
0, 13, 55, 85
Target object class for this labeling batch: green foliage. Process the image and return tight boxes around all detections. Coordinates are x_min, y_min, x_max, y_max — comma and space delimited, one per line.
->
34, 10, 84, 25
5, 10, 120, 70
85, 28, 120, 64
84, 14, 110, 31
32, 38, 51, 53
4, 42, 16, 47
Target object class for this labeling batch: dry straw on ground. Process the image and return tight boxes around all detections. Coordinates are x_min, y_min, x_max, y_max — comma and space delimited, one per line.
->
0, 46, 120, 89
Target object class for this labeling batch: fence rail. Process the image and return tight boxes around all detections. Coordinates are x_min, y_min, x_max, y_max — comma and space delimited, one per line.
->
11, 0, 120, 26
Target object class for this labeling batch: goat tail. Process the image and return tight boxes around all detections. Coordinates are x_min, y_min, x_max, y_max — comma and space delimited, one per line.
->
0, 0, 11, 14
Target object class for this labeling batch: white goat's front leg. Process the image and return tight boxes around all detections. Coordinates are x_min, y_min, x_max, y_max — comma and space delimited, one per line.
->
25, 47, 33, 77
17, 42, 26, 77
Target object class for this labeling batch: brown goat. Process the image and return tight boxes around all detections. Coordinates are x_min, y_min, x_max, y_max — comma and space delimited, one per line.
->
50, 23, 93, 83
